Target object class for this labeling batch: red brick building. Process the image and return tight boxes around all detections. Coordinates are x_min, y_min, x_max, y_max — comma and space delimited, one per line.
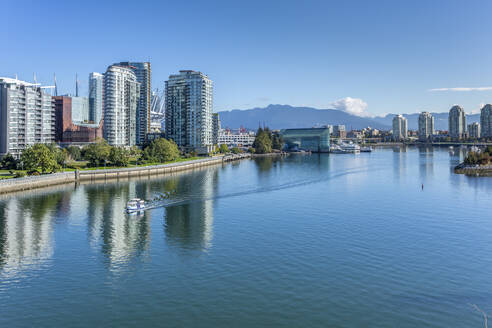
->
54, 96, 103, 144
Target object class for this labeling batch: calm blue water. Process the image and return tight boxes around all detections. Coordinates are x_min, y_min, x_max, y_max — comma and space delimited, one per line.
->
1, 146, 492, 327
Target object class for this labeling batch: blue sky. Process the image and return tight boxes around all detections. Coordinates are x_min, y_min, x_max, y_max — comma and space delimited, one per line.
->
3, 0, 492, 116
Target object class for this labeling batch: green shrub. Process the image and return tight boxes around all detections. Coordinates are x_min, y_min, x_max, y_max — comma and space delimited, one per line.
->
14, 171, 26, 178
219, 144, 229, 153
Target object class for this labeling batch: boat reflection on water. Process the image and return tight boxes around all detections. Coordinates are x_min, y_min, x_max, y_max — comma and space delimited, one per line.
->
84, 183, 151, 270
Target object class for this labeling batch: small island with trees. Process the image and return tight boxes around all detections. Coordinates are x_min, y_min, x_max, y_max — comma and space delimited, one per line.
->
455, 146, 492, 175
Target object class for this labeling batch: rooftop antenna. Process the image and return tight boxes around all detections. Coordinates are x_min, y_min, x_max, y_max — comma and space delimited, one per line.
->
75, 73, 79, 97
33, 73, 37, 85
54, 73, 58, 96
15, 73, 18, 80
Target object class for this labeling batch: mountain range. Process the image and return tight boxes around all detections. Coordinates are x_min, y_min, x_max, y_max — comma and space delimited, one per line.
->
217, 104, 480, 131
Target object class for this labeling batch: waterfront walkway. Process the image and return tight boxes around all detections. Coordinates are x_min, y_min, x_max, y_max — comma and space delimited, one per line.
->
0, 154, 251, 194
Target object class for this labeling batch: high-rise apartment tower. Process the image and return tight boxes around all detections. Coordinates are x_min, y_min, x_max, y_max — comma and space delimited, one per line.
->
103, 65, 140, 146
165, 70, 213, 154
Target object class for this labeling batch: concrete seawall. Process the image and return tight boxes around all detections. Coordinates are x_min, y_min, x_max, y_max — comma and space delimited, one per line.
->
0, 154, 251, 195
0, 172, 76, 194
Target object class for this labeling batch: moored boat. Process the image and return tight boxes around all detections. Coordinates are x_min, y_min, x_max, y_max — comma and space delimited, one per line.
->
340, 142, 361, 153
126, 198, 146, 213
330, 142, 361, 154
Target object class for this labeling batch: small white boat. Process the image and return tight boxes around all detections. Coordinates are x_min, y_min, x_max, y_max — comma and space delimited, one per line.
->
330, 144, 346, 154
360, 146, 372, 152
126, 198, 146, 213
340, 142, 361, 153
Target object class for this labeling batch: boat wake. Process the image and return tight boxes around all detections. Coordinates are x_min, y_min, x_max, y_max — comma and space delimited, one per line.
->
127, 166, 378, 213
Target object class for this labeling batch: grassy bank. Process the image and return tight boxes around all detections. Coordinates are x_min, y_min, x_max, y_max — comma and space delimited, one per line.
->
0, 157, 202, 180
79, 157, 200, 170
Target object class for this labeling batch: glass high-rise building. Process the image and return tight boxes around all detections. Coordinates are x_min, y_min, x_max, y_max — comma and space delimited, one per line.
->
115, 62, 151, 145
480, 104, 492, 138
418, 111, 434, 141
392, 114, 407, 141
165, 70, 213, 154
448, 105, 466, 139
88, 72, 103, 125
0, 77, 55, 159
468, 122, 481, 139
103, 65, 140, 146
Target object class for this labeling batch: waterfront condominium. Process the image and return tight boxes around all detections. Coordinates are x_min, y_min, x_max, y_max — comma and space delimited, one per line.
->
103, 65, 140, 146
0, 77, 55, 159
468, 122, 481, 139
392, 114, 407, 141
418, 111, 434, 141
165, 70, 213, 154
448, 105, 466, 139
480, 104, 492, 138
88, 72, 103, 125
115, 62, 151, 145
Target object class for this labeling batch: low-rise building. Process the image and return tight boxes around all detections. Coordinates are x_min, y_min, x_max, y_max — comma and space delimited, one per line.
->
218, 129, 255, 147
333, 125, 346, 138
54, 96, 103, 146
280, 127, 330, 152
347, 130, 363, 139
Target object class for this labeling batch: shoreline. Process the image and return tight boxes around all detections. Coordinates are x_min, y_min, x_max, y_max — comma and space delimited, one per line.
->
0, 154, 251, 195
365, 142, 492, 147
454, 163, 492, 176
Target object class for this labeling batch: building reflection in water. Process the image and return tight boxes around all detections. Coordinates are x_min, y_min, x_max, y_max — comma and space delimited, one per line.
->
84, 182, 151, 270
393, 146, 408, 179
0, 192, 61, 277
164, 168, 218, 251
418, 145, 434, 179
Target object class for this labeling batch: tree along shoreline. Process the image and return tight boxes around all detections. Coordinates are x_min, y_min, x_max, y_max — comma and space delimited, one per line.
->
0, 155, 251, 194
0, 138, 190, 179
1, 127, 284, 180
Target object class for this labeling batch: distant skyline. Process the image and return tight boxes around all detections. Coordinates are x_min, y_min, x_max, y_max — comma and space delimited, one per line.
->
4, 0, 492, 116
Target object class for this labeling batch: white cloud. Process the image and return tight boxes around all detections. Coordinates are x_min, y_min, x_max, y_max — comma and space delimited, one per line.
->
330, 97, 370, 117
429, 87, 492, 92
